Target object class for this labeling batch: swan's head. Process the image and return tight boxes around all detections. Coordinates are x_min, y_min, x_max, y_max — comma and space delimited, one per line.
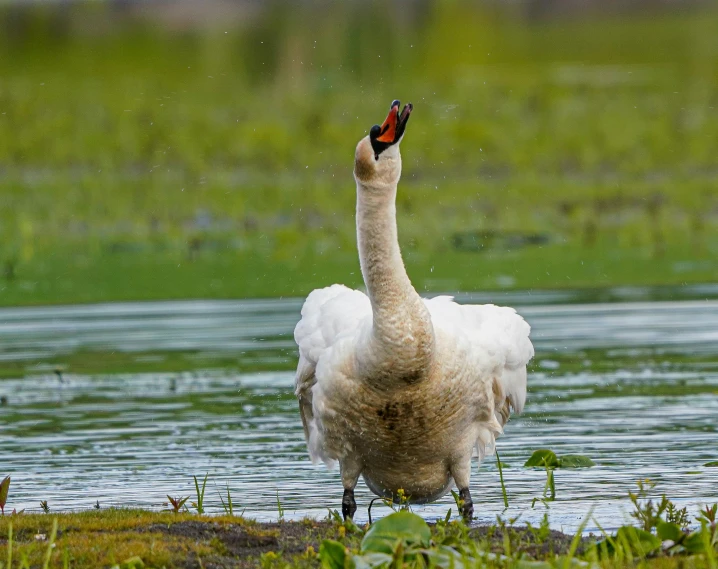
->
354, 99, 413, 188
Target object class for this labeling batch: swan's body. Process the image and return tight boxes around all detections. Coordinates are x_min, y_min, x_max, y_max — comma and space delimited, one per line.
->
294, 101, 534, 517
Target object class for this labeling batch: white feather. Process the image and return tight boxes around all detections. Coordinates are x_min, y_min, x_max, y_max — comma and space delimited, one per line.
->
294, 284, 372, 464
423, 295, 533, 416
294, 288, 533, 466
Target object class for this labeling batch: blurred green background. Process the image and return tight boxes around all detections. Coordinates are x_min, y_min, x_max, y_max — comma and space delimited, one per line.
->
1, 0, 717, 306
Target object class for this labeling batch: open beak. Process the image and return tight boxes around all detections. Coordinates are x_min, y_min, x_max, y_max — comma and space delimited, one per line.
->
370, 99, 413, 158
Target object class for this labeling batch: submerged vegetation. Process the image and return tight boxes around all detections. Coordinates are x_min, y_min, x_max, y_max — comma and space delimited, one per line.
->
1, 2, 718, 305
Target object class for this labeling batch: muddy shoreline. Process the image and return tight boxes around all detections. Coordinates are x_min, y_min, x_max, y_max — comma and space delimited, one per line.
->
0, 510, 588, 568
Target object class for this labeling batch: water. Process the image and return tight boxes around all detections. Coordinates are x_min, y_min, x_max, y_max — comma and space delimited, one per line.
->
1, 292, 718, 533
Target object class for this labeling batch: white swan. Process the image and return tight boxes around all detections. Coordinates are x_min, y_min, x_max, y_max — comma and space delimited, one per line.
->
294, 100, 534, 519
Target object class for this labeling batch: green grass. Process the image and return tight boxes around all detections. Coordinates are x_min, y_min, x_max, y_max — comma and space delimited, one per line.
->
0, 347, 293, 381
0, 505, 714, 568
0, 3, 717, 305
1, 239, 716, 307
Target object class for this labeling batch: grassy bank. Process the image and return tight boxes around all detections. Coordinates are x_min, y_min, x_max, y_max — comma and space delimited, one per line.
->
1, 470, 716, 568
0, 505, 716, 568
1, 3, 718, 305
1, 240, 717, 307
0, 510, 582, 569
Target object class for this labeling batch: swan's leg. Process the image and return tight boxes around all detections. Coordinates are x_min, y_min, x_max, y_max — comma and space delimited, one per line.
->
340, 458, 361, 520
458, 487, 474, 520
342, 489, 357, 520
451, 461, 474, 521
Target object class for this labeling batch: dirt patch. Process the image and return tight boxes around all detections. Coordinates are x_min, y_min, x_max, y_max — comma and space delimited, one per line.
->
143, 520, 342, 568
141, 519, 585, 568
145, 521, 279, 558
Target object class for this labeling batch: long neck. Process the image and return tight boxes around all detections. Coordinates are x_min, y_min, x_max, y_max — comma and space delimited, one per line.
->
356, 181, 434, 380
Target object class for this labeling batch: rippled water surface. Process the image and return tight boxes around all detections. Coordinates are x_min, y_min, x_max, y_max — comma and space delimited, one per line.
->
2, 291, 717, 532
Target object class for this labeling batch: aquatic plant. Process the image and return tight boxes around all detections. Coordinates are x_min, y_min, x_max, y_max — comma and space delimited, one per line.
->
0, 477, 8, 515
166, 495, 189, 514
495, 450, 509, 509
39, 501, 49, 514
217, 484, 239, 517
590, 482, 718, 564
320, 511, 432, 568
367, 489, 413, 525
699, 504, 717, 532
319, 507, 602, 569
276, 491, 284, 522
524, 449, 595, 504
192, 473, 208, 515
628, 479, 689, 532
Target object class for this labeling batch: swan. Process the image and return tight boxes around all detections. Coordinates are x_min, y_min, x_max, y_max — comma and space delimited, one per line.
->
294, 100, 534, 520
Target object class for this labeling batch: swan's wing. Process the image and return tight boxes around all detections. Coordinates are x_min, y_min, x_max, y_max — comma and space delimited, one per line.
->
294, 284, 371, 463
424, 295, 534, 422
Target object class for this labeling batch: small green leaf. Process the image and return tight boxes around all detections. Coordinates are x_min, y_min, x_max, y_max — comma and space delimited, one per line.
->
524, 450, 560, 468
319, 539, 347, 569
450, 489, 462, 510
0, 476, 9, 508
361, 511, 431, 555
343, 516, 362, 535
683, 530, 707, 554
656, 521, 684, 542
616, 526, 662, 556
352, 552, 394, 569
546, 469, 555, 500
558, 455, 595, 468
592, 525, 662, 558
120, 556, 145, 569
420, 545, 471, 567
704, 461, 718, 467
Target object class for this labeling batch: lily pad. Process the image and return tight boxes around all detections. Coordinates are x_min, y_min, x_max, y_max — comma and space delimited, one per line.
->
361, 511, 431, 555
559, 455, 596, 468
524, 450, 560, 468
704, 461, 718, 467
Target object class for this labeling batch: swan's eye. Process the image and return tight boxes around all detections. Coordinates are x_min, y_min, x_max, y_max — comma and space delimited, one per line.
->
370, 124, 381, 139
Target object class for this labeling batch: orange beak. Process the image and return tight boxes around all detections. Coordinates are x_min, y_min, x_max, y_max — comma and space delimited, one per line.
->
369, 99, 412, 158
376, 101, 400, 143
